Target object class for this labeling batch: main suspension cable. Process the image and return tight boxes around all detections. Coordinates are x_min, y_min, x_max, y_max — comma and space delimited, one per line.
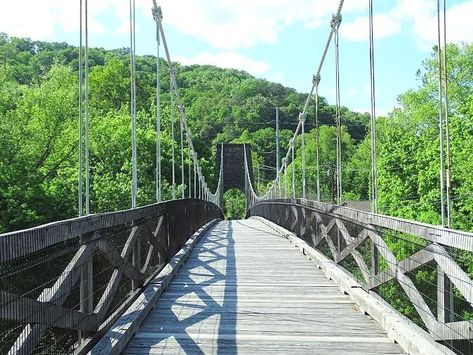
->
153, 5, 222, 205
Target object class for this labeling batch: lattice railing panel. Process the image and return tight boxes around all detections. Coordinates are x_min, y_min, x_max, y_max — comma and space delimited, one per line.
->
249, 198, 473, 352
0, 199, 222, 354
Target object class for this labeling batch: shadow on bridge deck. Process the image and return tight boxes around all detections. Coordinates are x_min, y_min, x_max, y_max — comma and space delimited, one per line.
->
122, 219, 404, 354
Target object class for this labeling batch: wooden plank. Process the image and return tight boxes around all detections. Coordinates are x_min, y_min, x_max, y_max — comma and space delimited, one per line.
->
121, 219, 405, 355
88, 220, 218, 355
259, 217, 454, 355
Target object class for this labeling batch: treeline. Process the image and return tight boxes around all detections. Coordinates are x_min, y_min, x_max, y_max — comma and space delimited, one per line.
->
0, 33, 369, 232
1, 33, 473, 235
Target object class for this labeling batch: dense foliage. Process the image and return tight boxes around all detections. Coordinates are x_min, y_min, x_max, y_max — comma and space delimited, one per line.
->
0, 33, 370, 231
1, 34, 472, 236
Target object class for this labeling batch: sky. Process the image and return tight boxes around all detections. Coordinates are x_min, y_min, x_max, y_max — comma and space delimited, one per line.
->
1, 0, 473, 116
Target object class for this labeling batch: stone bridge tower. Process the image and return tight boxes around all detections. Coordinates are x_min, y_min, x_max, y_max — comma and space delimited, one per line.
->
216, 144, 255, 196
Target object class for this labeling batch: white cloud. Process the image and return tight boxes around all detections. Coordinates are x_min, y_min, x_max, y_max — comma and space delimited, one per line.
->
394, 0, 473, 50
2, 0, 472, 53
341, 14, 401, 42
174, 51, 271, 77
435, 1, 473, 44
346, 88, 358, 99
340, 0, 473, 49
0, 0, 117, 40
137, 0, 365, 50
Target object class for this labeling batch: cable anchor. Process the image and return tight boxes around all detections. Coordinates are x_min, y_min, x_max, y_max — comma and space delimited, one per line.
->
151, 1, 163, 21
331, 14, 342, 29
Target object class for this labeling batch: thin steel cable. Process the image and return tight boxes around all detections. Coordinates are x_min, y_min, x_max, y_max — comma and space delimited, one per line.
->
333, 14, 343, 205
301, 114, 306, 199
152, 3, 162, 202
188, 142, 192, 198
291, 140, 295, 198
130, 0, 138, 208
369, 0, 378, 213
170, 70, 176, 199
84, 0, 90, 214
275, 107, 280, 186
193, 160, 197, 198
156, 14, 225, 202
284, 159, 288, 199
314, 80, 321, 202
437, 0, 446, 227
180, 114, 185, 199
442, 0, 452, 228
78, 0, 83, 217
247, 0, 345, 203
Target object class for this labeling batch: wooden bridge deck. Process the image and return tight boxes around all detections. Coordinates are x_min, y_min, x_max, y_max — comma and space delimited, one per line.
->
123, 219, 404, 354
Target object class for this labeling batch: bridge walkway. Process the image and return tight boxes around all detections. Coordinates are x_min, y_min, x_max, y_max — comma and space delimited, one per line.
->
123, 219, 404, 354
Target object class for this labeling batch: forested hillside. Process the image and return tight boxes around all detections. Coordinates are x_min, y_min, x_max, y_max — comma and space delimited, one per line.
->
1, 33, 473, 235
0, 33, 370, 231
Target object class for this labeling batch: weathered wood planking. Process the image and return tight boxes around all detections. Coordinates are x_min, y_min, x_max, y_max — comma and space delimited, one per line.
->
123, 219, 404, 354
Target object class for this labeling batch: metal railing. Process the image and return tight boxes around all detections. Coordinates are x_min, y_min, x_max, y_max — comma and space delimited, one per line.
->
0, 199, 222, 354
248, 198, 473, 354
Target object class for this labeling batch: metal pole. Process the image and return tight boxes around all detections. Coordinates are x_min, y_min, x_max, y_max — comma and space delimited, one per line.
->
369, 0, 378, 213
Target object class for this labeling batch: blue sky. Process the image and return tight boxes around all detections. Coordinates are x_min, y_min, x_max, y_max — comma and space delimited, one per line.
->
1, 0, 472, 116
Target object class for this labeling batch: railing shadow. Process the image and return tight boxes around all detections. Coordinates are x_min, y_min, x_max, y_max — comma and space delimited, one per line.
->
130, 221, 237, 353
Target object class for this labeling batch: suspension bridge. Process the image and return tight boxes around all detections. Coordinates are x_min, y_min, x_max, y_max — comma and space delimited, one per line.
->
1, 0, 473, 354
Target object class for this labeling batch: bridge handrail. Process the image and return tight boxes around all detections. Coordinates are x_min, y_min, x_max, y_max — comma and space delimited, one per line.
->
0, 200, 214, 263
248, 198, 473, 350
258, 199, 473, 252
0, 199, 223, 354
